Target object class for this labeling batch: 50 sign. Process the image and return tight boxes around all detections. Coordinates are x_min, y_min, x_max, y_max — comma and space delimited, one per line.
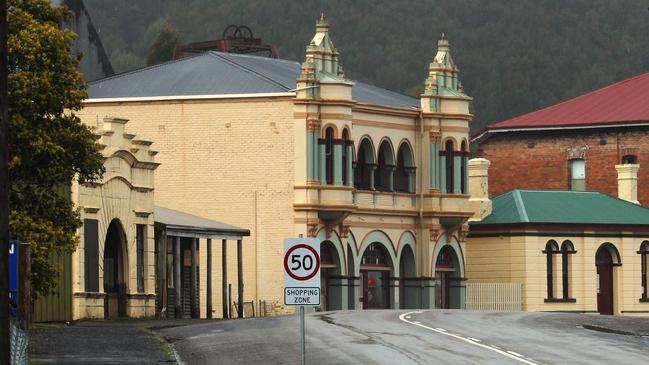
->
284, 244, 320, 281
284, 238, 320, 306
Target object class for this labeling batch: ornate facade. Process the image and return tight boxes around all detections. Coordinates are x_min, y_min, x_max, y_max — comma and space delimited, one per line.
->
78, 15, 474, 314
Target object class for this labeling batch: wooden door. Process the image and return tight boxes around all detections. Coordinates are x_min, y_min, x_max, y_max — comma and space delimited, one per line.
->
597, 263, 613, 315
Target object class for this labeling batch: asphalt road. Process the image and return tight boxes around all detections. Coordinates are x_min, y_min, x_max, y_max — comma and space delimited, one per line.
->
162, 310, 649, 365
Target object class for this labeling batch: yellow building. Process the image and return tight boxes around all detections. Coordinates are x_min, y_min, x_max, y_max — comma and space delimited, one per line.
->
466, 159, 649, 315
77, 15, 474, 317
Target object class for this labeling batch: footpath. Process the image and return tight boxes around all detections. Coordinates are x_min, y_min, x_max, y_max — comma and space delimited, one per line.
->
29, 319, 199, 364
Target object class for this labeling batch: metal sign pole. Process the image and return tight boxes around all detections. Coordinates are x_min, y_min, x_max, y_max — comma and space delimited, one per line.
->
300, 305, 305, 365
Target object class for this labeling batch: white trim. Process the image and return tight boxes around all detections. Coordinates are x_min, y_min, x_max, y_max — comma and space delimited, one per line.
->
471, 121, 649, 142
84, 92, 297, 103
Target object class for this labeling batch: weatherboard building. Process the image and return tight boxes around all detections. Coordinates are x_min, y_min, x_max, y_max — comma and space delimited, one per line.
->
77, 16, 474, 315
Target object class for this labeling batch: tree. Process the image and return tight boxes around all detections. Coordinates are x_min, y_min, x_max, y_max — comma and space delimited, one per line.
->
8, 0, 104, 297
146, 18, 180, 66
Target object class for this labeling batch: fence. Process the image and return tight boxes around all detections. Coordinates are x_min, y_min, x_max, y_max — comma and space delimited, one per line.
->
465, 282, 522, 311
10, 317, 28, 365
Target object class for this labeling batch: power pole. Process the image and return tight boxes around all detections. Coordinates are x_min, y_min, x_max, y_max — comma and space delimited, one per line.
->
0, 0, 10, 363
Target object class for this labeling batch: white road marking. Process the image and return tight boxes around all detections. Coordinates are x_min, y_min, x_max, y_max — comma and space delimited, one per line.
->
491, 345, 501, 349
507, 351, 524, 357
398, 311, 542, 365
468, 337, 481, 342
405, 316, 411, 319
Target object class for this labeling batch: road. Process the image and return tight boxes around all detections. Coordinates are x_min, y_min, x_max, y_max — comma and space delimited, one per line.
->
161, 310, 649, 364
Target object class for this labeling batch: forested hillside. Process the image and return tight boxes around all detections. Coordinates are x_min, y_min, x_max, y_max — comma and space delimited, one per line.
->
83, 0, 649, 130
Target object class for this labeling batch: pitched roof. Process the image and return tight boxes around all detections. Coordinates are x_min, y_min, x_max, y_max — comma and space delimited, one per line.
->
88, 51, 419, 108
154, 206, 250, 237
482, 72, 649, 132
471, 189, 649, 226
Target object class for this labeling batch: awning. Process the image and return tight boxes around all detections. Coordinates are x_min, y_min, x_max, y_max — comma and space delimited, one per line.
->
154, 206, 250, 240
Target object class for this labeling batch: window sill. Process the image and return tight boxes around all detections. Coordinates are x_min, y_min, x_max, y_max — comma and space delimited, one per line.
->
544, 298, 577, 303
640, 298, 649, 303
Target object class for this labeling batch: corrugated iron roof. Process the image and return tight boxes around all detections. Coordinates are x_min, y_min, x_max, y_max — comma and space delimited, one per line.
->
484, 72, 649, 132
471, 189, 649, 226
88, 51, 419, 108
155, 206, 250, 236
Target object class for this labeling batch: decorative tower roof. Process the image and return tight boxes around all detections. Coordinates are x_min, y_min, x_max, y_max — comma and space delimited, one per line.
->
303, 13, 346, 79
424, 34, 465, 97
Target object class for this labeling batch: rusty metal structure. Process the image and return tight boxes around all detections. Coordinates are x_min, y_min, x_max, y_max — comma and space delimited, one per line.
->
172, 25, 278, 60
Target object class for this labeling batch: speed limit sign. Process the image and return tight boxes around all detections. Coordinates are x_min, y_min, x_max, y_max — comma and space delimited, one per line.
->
284, 238, 320, 306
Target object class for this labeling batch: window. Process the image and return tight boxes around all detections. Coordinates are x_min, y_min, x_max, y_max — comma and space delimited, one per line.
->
569, 159, 585, 191
136, 224, 146, 293
342, 130, 349, 185
325, 128, 334, 184
622, 154, 638, 164
640, 241, 649, 300
445, 140, 454, 193
83, 219, 99, 292
561, 241, 575, 299
395, 143, 414, 193
544, 240, 559, 299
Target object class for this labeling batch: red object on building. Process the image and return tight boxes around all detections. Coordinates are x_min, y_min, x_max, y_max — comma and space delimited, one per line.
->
474, 72, 649, 206
172, 25, 278, 60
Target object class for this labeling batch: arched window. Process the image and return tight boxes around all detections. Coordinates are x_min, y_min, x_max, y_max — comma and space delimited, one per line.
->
395, 143, 414, 193
639, 241, 649, 300
445, 140, 454, 193
561, 241, 576, 299
543, 240, 559, 299
325, 127, 334, 185
460, 141, 468, 194
622, 154, 638, 164
568, 158, 585, 191
375, 140, 395, 192
355, 138, 375, 190
361, 242, 389, 267
342, 129, 349, 185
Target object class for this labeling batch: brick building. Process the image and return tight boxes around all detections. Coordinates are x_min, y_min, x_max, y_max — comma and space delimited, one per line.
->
75, 15, 476, 317
472, 72, 649, 205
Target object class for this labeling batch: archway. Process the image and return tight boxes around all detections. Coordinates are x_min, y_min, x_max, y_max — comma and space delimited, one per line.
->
360, 242, 393, 309
395, 142, 414, 193
320, 240, 343, 310
104, 219, 128, 318
354, 138, 375, 190
434, 245, 462, 309
399, 244, 417, 309
375, 140, 395, 192
595, 243, 620, 315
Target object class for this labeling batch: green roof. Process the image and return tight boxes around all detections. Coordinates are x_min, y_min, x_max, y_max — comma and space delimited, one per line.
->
471, 190, 649, 226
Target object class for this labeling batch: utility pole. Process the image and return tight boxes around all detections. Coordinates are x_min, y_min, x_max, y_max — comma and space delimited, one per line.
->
0, 0, 10, 363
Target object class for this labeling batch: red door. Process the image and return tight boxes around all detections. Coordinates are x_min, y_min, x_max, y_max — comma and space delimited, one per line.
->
597, 263, 613, 315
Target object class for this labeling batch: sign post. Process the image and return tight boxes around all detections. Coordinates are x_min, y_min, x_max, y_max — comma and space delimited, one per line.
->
284, 237, 320, 365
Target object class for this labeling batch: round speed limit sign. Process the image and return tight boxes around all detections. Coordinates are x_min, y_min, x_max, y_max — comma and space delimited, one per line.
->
284, 244, 320, 281
284, 238, 321, 306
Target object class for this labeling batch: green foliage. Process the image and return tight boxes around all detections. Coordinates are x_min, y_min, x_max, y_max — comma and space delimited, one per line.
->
146, 18, 180, 66
84, 0, 649, 130
8, 0, 105, 297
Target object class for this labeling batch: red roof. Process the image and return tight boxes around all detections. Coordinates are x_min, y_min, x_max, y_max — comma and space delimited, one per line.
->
485, 72, 649, 132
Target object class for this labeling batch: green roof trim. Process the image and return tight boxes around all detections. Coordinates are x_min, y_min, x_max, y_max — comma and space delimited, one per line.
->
471, 189, 649, 226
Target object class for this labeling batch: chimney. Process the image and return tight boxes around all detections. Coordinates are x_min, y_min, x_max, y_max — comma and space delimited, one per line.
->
615, 163, 639, 204
468, 158, 492, 220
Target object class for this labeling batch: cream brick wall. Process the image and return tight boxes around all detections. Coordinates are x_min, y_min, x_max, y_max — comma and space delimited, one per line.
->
467, 232, 649, 315
79, 97, 296, 315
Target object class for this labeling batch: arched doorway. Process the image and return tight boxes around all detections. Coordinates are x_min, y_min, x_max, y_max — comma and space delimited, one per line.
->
360, 242, 392, 309
399, 245, 417, 309
104, 219, 128, 318
320, 241, 342, 311
435, 245, 461, 309
596, 243, 620, 315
